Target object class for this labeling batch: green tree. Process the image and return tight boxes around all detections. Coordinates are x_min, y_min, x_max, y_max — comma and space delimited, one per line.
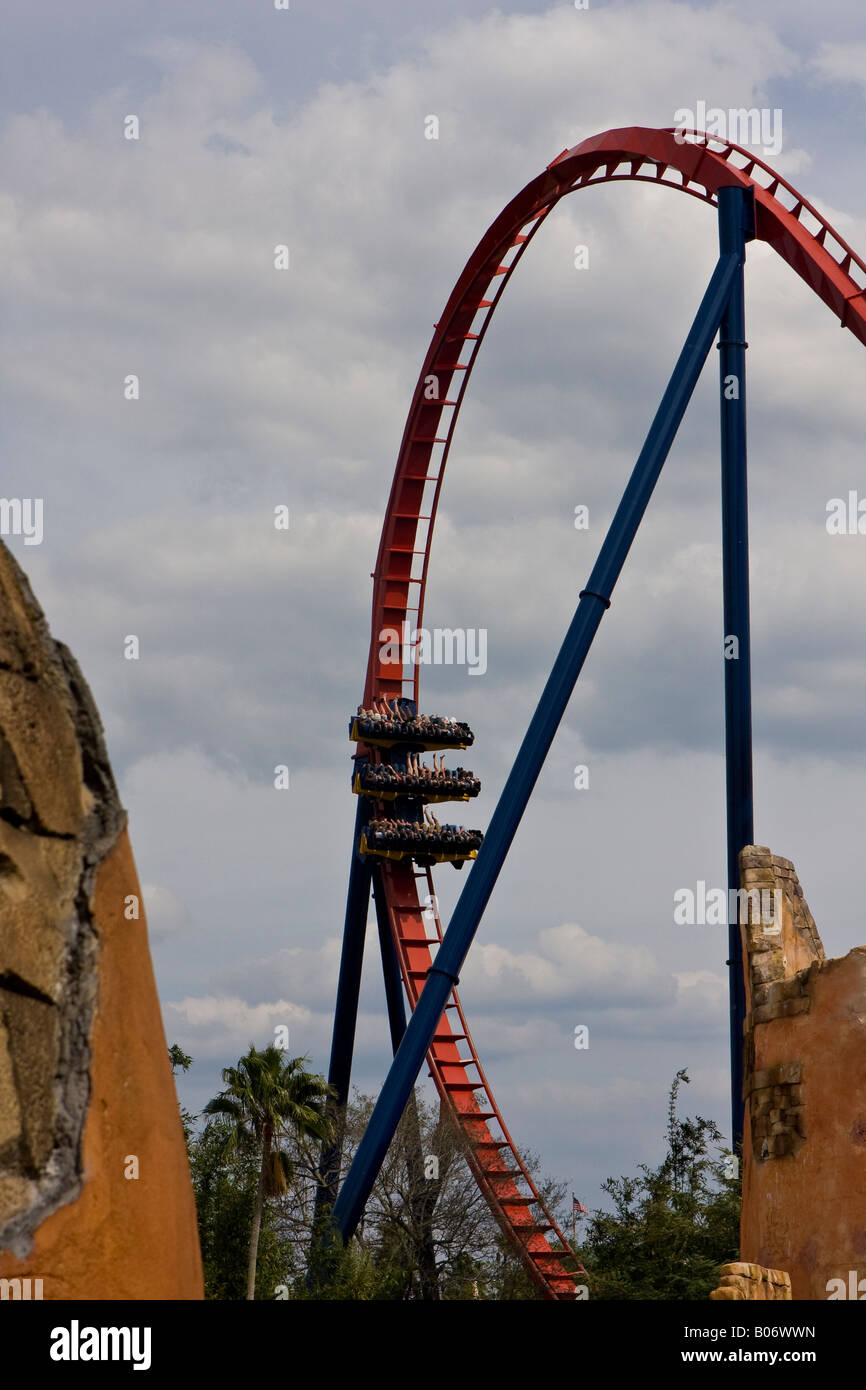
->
190, 1117, 288, 1300
578, 1069, 741, 1299
168, 1043, 193, 1073
203, 1046, 335, 1299
168, 1042, 196, 1149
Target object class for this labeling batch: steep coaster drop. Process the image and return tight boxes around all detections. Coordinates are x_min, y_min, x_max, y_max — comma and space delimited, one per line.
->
347, 698, 580, 1296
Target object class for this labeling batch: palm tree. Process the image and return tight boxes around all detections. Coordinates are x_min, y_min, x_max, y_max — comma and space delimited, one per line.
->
203, 1045, 336, 1299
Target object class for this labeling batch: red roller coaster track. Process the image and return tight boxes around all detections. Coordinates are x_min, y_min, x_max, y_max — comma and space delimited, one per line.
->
357, 127, 866, 1299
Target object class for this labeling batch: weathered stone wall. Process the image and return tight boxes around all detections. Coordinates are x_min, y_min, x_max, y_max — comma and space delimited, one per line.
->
710, 1261, 792, 1301
0, 545, 202, 1297
739, 845, 866, 1301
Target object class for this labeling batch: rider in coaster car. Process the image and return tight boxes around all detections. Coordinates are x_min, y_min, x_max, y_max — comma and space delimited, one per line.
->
373, 699, 395, 734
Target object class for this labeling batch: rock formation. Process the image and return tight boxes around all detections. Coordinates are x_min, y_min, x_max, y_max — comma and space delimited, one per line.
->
739, 845, 866, 1300
0, 544, 202, 1298
710, 1261, 792, 1301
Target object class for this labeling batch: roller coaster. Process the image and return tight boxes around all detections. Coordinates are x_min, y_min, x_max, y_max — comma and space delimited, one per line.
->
317, 127, 866, 1299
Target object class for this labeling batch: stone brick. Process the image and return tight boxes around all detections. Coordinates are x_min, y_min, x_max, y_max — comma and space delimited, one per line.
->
0, 825, 80, 1003
752, 955, 782, 985
759, 1063, 802, 1088
0, 1019, 21, 1152
0, 1176, 29, 1232
742, 869, 777, 887
740, 846, 773, 868
710, 1261, 792, 1302
0, 990, 58, 1174
753, 996, 811, 1025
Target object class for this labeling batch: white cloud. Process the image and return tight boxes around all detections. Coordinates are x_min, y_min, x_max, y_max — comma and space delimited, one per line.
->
140, 881, 189, 939
471, 921, 671, 1007
812, 40, 866, 87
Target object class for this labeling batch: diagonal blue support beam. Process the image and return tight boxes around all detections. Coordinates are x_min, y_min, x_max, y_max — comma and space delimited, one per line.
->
331, 247, 742, 1243
314, 797, 372, 1221
717, 184, 756, 1154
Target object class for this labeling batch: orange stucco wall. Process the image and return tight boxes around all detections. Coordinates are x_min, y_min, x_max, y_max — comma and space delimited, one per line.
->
0, 829, 203, 1298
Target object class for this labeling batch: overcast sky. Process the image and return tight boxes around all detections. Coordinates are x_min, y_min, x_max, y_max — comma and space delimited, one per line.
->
3, 0, 866, 1218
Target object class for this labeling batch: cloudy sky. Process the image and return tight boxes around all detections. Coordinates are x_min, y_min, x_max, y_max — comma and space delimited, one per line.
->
3, 0, 866, 1215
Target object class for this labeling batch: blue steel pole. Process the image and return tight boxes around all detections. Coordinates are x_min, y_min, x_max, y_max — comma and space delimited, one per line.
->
717, 185, 756, 1155
315, 798, 373, 1217
372, 866, 410, 1053
332, 250, 741, 1243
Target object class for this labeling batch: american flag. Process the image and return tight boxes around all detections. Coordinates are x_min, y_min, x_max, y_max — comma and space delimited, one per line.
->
572, 1195, 588, 1215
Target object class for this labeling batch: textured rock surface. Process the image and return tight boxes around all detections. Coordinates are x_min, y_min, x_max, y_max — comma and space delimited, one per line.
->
0, 544, 202, 1297
739, 845, 866, 1300
710, 1261, 792, 1301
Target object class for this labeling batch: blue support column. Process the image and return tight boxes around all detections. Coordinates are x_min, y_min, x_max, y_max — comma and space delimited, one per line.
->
372, 866, 409, 1053
332, 249, 741, 1242
314, 798, 373, 1218
717, 185, 756, 1154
